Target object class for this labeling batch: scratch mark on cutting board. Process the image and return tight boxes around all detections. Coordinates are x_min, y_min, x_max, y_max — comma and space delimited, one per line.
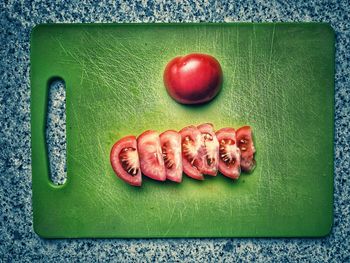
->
163, 204, 177, 236
268, 24, 276, 72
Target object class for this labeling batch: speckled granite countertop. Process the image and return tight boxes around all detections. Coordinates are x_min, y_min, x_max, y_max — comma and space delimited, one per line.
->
1, 1, 349, 262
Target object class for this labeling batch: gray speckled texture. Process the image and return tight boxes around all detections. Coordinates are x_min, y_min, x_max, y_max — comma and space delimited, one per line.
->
0, 0, 349, 262
46, 80, 67, 186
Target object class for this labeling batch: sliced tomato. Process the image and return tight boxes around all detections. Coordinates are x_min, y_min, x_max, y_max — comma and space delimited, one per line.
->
236, 126, 256, 172
197, 123, 219, 176
137, 130, 166, 181
179, 125, 204, 180
160, 130, 183, 183
110, 136, 142, 186
216, 128, 241, 179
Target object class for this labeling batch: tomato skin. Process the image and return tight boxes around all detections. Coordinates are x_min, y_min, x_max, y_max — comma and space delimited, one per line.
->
216, 128, 241, 179
110, 136, 142, 187
179, 125, 204, 180
164, 53, 223, 104
236, 126, 256, 172
111, 126, 256, 186
160, 130, 183, 183
137, 130, 166, 181
197, 123, 219, 176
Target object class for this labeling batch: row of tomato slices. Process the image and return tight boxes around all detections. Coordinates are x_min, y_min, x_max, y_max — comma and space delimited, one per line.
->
110, 124, 256, 186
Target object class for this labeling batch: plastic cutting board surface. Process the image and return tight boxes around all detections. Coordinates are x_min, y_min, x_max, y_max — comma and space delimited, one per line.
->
31, 23, 334, 238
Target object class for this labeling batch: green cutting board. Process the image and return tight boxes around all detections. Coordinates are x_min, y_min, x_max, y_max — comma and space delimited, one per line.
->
31, 23, 334, 238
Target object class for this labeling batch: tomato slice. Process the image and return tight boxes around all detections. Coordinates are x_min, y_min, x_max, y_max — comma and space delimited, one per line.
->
236, 126, 256, 172
216, 128, 241, 179
160, 130, 183, 183
197, 123, 219, 176
110, 136, 142, 186
137, 130, 166, 181
179, 125, 204, 180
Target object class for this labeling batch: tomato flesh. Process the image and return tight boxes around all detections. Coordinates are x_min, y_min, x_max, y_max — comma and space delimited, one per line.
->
137, 130, 166, 181
179, 125, 204, 180
160, 130, 183, 183
216, 128, 241, 179
197, 123, 219, 176
110, 136, 142, 186
236, 126, 256, 172
111, 125, 256, 185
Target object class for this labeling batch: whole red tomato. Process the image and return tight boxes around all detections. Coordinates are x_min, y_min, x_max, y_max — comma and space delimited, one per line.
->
163, 53, 223, 104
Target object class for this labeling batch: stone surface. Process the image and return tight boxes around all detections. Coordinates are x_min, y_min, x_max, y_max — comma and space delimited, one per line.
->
0, 0, 349, 262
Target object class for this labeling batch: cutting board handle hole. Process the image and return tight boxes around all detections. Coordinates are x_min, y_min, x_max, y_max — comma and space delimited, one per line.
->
46, 77, 67, 186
